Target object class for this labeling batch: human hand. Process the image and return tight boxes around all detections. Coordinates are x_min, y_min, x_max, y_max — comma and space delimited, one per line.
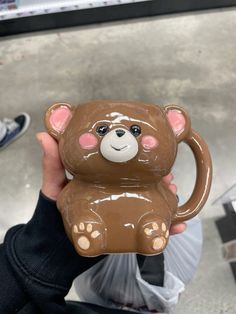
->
162, 173, 187, 235
36, 132, 67, 201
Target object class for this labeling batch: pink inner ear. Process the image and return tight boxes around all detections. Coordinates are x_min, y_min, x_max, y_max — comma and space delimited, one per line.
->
49, 106, 72, 133
167, 110, 186, 135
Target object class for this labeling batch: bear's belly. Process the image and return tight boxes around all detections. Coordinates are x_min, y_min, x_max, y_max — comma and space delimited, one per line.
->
89, 191, 171, 252
97, 195, 149, 251
58, 181, 177, 254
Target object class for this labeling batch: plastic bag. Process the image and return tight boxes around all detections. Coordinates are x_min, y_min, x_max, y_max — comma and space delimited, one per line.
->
164, 216, 202, 284
74, 216, 202, 313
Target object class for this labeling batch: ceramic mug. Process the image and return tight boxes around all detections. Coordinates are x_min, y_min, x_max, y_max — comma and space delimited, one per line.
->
45, 100, 212, 256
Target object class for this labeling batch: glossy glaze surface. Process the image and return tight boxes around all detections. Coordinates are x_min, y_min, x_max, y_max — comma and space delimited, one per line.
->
45, 100, 212, 256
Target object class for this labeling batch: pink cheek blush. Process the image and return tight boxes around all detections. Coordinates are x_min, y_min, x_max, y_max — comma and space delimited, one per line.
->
141, 135, 159, 150
79, 133, 98, 150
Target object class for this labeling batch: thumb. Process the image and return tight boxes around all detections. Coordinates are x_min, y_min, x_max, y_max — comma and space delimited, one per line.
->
36, 132, 67, 201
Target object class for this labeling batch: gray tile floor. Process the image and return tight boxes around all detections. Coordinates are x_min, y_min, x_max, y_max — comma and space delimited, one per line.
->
0, 7, 236, 313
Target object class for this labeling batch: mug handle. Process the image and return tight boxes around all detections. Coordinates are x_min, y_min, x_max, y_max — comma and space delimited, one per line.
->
172, 129, 212, 223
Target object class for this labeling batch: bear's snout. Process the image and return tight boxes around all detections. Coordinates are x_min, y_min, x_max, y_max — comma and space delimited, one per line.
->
100, 127, 138, 163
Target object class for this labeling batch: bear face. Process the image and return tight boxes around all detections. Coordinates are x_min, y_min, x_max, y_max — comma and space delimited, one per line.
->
48, 101, 181, 184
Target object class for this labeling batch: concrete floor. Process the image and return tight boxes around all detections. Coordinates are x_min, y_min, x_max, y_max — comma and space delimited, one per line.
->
0, 7, 236, 313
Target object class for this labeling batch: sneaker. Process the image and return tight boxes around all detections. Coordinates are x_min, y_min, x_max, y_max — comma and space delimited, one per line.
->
0, 112, 31, 151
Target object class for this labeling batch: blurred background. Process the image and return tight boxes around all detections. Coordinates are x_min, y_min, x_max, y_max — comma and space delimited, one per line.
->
0, 1, 236, 313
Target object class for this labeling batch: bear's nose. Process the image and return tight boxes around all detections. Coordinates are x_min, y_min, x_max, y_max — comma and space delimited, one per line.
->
116, 129, 125, 137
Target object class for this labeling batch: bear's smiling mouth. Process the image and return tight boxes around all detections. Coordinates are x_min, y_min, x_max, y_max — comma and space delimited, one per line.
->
111, 145, 128, 151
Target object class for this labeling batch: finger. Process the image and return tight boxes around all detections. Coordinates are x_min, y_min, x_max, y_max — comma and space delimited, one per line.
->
169, 223, 186, 235
162, 173, 173, 185
169, 184, 177, 195
37, 132, 62, 164
36, 132, 67, 200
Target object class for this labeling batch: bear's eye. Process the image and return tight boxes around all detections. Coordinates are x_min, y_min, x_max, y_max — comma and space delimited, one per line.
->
130, 125, 141, 137
96, 125, 109, 136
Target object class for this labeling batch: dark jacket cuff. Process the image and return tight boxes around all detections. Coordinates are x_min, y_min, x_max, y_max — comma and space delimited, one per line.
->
4, 191, 105, 291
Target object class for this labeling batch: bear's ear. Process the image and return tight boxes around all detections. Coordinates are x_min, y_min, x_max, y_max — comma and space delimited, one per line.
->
164, 105, 191, 142
44, 103, 74, 140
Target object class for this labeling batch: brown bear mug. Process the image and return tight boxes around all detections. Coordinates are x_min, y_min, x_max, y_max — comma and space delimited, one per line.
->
45, 100, 212, 257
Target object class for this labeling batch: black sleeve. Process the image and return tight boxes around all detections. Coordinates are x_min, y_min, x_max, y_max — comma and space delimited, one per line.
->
137, 253, 164, 286
0, 192, 105, 314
